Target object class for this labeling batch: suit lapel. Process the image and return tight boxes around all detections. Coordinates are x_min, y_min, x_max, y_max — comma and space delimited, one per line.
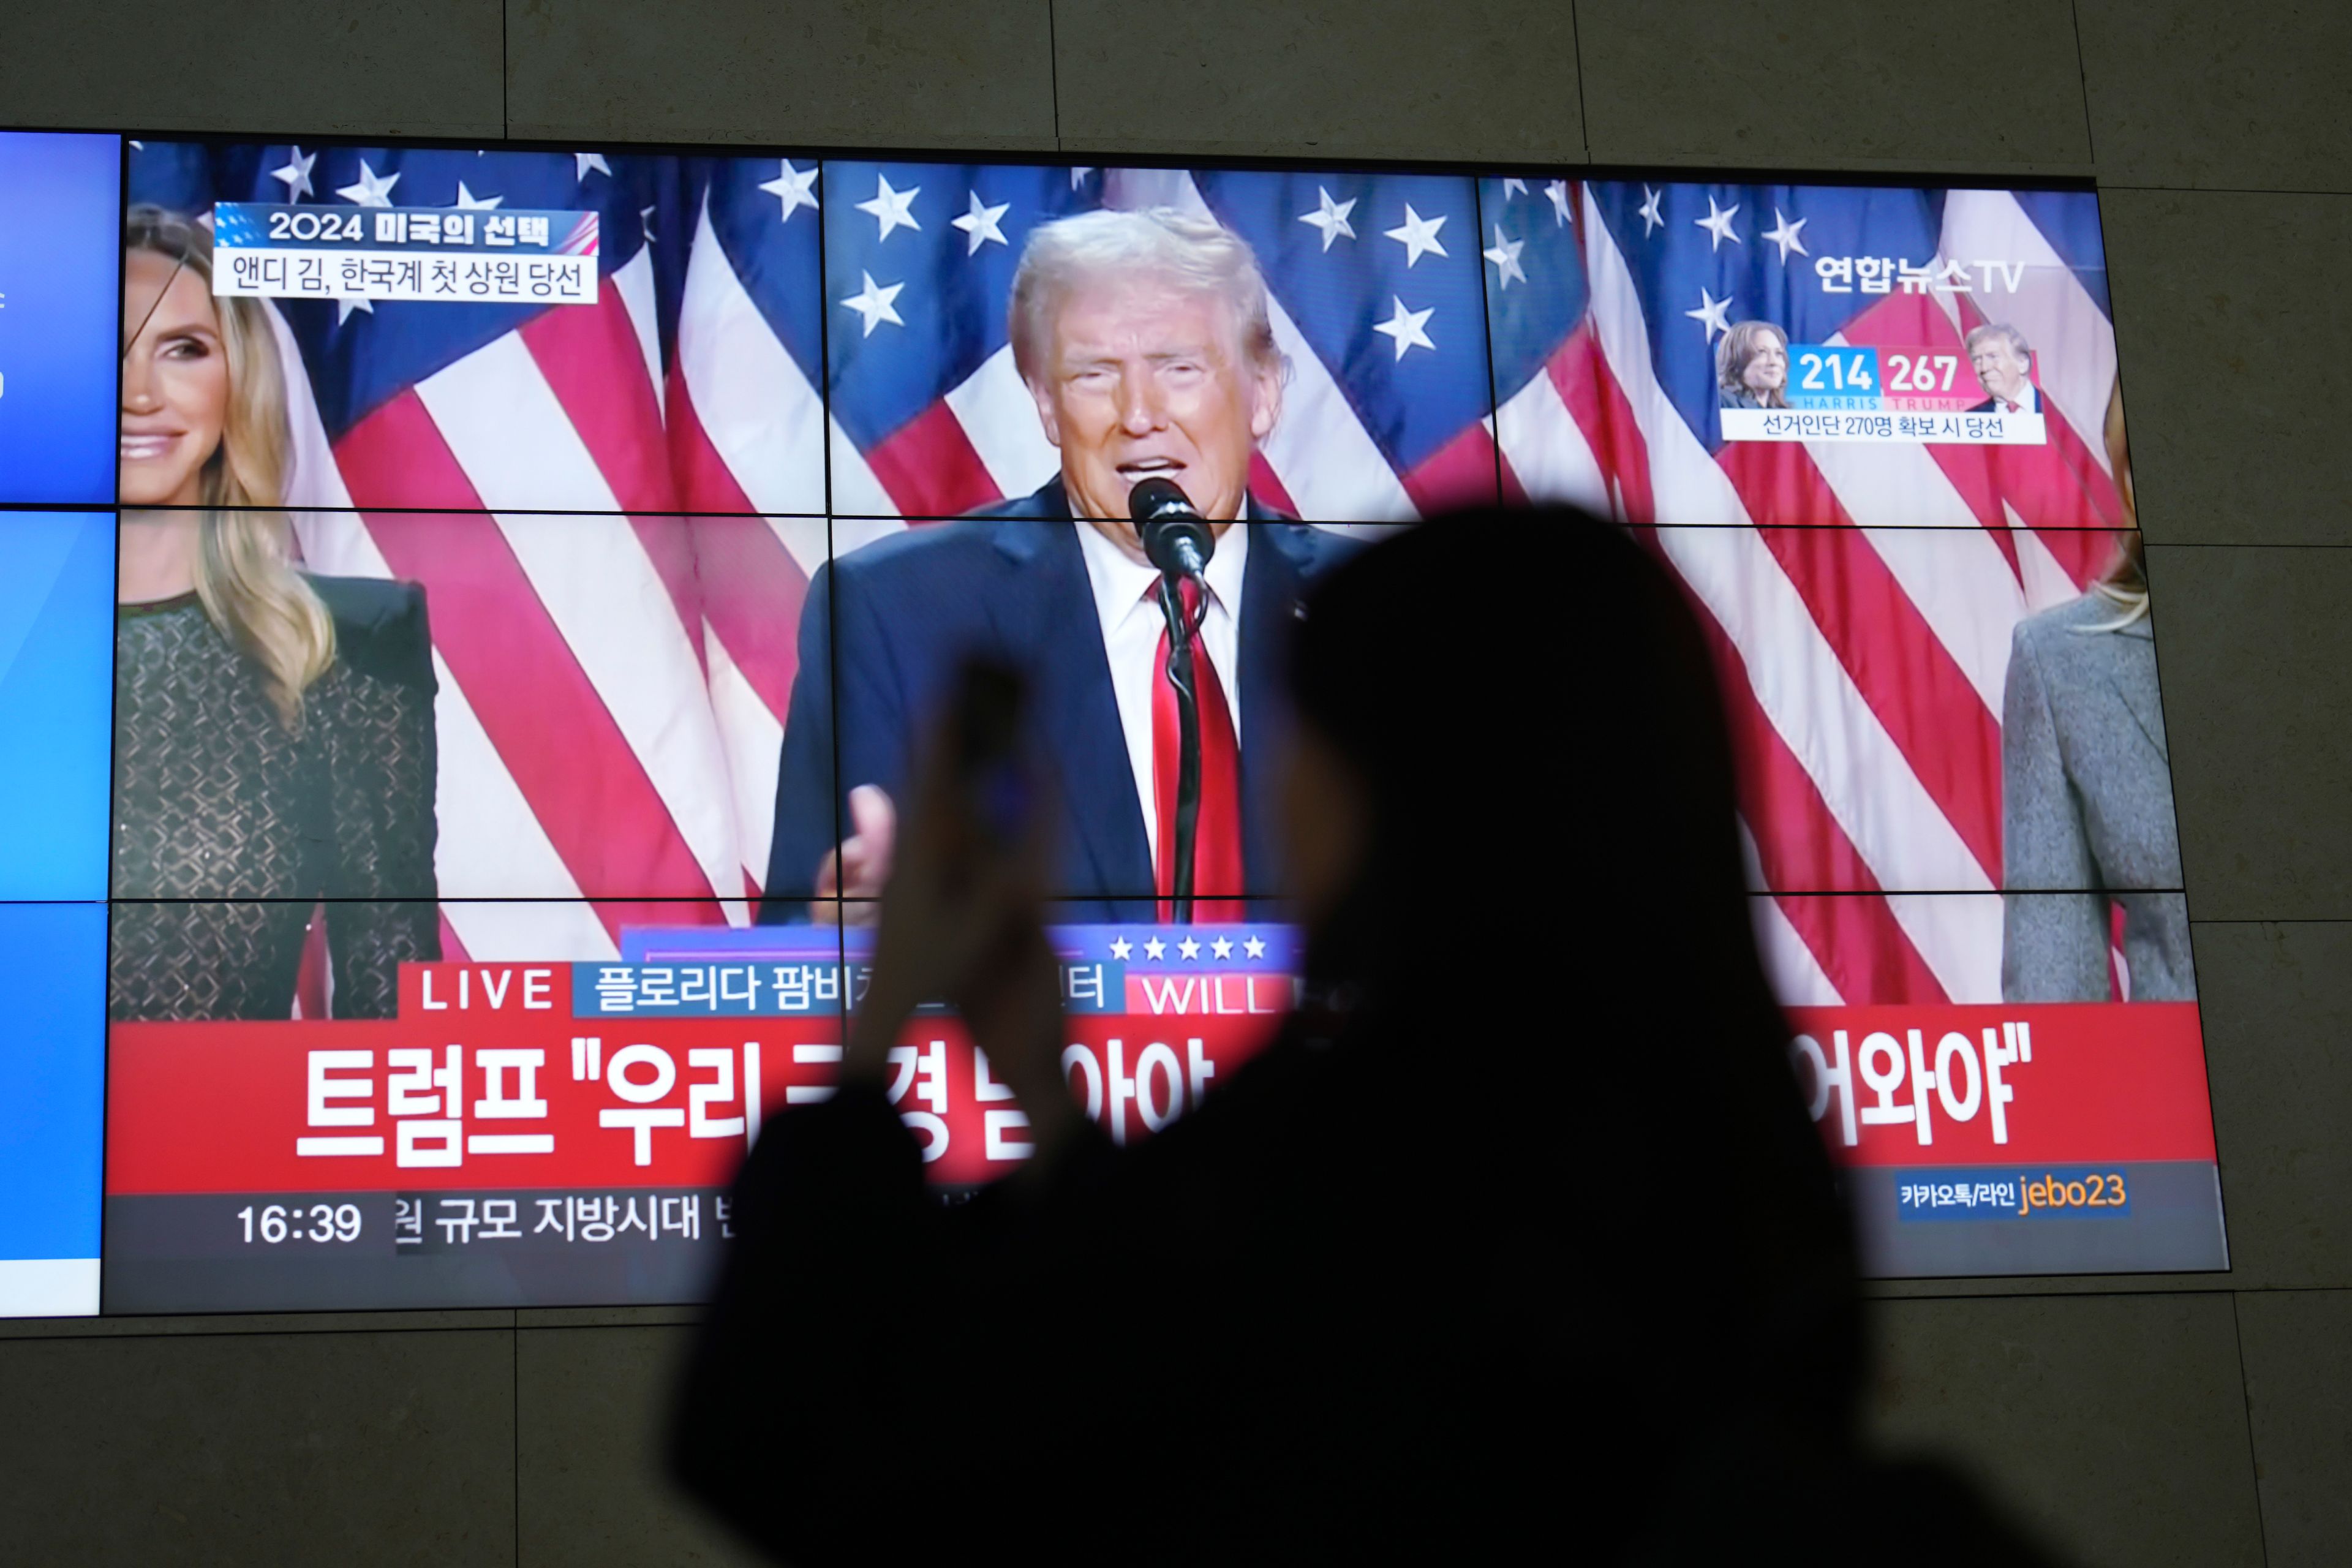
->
2100, 625, 2168, 762
987, 514, 1156, 897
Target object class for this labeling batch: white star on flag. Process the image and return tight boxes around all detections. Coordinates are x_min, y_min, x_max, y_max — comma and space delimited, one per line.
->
575, 153, 612, 182
1144, 937, 1167, 961
1502, 177, 1529, 198
856, 174, 921, 241
1109, 937, 1133, 960
1212, 937, 1234, 959
1637, 184, 1664, 236
1695, 194, 1742, 251
1482, 225, 1526, 289
639, 205, 657, 243
270, 148, 315, 201
1297, 186, 1357, 252
1545, 179, 1573, 226
453, 181, 502, 211
1686, 287, 1733, 341
758, 160, 820, 223
1069, 167, 1095, 188
1373, 296, 1436, 361
1244, 935, 1266, 959
839, 271, 906, 337
336, 295, 374, 325
1762, 207, 1809, 263
1178, 937, 1202, 960
336, 160, 401, 208
1384, 204, 1449, 268
951, 190, 1011, 255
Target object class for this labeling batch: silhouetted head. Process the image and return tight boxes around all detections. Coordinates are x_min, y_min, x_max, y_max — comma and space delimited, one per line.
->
1285, 508, 1773, 1033
1283, 507, 1863, 1455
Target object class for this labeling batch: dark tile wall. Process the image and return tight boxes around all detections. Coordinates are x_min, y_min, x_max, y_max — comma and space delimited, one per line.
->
4, 2, 2342, 1561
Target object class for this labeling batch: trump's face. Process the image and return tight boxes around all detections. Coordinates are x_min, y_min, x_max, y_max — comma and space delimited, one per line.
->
1971, 335, 2030, 404
1029, 278, 1282, 526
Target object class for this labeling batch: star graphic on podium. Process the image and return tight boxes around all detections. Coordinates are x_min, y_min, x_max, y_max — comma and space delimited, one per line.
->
1109, 937, 1134, 960
1178, 937, 1202, 960
1144, 937, 1167, 961
1211, 937, 1234, 959
1244, 935, 1267, 959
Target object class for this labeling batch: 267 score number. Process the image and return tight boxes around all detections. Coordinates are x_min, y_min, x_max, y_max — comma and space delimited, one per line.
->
236, 1202, 363, 1244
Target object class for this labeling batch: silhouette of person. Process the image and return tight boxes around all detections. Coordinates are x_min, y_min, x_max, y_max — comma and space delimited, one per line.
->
673, 510, 2062, 1566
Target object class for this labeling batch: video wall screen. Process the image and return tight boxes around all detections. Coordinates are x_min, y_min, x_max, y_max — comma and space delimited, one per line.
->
0, 126, 2217, 1314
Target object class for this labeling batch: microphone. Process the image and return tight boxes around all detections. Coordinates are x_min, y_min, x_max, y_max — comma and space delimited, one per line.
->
1129, 477, 1215, 590
1128, 477, 1212, 923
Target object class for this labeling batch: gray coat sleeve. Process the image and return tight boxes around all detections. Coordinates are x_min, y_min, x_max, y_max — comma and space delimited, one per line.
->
2000, 619, 2113, 1002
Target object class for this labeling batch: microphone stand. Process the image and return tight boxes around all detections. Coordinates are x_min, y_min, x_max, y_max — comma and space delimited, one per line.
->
1155, 573, 1204, 925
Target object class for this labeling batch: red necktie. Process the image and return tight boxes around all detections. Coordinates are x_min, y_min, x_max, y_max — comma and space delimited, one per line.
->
1152, 578, 1245, 922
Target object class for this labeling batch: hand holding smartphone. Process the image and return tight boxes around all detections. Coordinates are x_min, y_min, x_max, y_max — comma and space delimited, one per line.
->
842, 663, 1074, 1158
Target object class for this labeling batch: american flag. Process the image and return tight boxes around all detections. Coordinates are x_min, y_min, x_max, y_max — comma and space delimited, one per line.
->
132, 143, 831, 964
822, 162, 1501, 519
1483, 178, 2130, 1007
130, 144, 2130, 1006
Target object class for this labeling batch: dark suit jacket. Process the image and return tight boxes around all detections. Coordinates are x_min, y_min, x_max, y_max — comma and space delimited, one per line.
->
758, 483, 1355, 920
1967, 386, 2041, 415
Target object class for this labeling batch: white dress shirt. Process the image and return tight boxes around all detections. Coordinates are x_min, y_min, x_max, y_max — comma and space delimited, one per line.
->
1072, 520, 1250, 866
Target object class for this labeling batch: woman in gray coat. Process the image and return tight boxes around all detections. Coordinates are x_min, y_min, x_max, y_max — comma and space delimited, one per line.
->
2000, 394, 2195, 1001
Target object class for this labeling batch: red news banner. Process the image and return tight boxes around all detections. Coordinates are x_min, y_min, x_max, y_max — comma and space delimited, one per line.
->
107, 930, 2217, 1202
108, 926, 1300, 1197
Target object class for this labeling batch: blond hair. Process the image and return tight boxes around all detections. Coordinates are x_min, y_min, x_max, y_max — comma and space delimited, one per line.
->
127, 206, 336, 726
2085, 380, 2149, 631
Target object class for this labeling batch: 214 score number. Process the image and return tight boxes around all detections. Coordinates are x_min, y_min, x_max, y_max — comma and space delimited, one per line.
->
1794, 348, 1965, 394
237, 1202, 363, 1245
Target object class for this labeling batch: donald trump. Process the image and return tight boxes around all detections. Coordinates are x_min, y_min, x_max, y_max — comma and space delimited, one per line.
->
1966, 323, 2041, 415
761, 208, 1354, 924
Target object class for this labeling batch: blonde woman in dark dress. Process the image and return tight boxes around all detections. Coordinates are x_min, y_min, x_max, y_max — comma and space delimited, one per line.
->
113, 206, 439, 1020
